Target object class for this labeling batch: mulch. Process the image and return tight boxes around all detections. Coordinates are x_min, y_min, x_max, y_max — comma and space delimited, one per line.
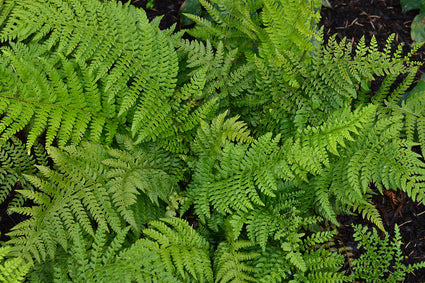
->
1, 0, 425, 281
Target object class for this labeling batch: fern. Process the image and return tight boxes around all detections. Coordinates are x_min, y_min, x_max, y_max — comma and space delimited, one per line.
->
0, 137, 47, 212
214, 239, 259, 283
350, 224, 425, 282
0, 245, 30, 283
142, 217, 213, 282
27, 223, 180, 282
6, 135, 180, 264
1, 0, 425, 281
392, 77, 425, 153
0, 0, 221, 153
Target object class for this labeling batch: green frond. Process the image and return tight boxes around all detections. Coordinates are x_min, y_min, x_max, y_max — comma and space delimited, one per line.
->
261, 0, 321, 58
102, 144, 179, 227
0, 137, 37, 210
250, 227, 345, 282
214, 240, 259, 283
28, 223, 181, 283
395, 81, 425, 151
190, 131, 281, 217
142, 218, 213, 282
0, 246, 31, 283
5, 136, 182, 262
192, 111, 253, 157
0, 0, 214, 153
231, 192, 305, 251
1, 0, 425, 281
298, 104, 377, 156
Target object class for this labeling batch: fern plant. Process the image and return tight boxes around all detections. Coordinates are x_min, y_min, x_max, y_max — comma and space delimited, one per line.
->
0, 0, 424, 282
6, 134, 183, 263
0, 0, 219, 153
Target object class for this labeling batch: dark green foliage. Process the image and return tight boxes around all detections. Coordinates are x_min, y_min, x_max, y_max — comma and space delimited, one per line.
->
0, 0, 425, 281
27, 223, 181, 282
0, 137, 47, 212
6, 135, 181, 264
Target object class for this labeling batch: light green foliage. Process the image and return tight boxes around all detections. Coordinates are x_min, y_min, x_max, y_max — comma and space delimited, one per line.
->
0, 0, 218, 153
350, 224, 425, 282
142, 218, 213, 282
0, 246, 30, 283
0, 0, 424, 281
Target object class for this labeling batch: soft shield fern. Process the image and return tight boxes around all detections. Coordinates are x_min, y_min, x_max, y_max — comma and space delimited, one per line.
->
0, 0, 219, 153
0, 0, 425, 281
6, 134, 183, 264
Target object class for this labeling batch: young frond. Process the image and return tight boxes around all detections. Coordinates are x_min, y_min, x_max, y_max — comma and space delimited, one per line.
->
0, 246, 31, 283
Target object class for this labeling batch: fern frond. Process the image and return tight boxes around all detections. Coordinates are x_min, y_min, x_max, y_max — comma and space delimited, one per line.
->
214, 240, 259, 283
350, 224, 425, 282
298, 104, 377, 156
142, 218, 213, 282
0, 137, 48, 212
6, 135, 181, 263
0, 246, 31, 283
0, 0, 213, 152
28, 223, 181, 283
102, 143, 180, 227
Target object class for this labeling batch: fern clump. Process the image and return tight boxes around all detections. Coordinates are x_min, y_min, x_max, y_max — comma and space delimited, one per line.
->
0, 0, 424, 281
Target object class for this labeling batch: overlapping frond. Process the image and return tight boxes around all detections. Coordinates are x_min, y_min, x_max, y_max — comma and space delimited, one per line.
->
6, 134, 182, 263
214, 240, 259, 283
142, 218, 213, 282
0, 0, 197, 152
27, 223, 180, 283
0, 0, 425, 281
0, 246, 30, 283
0, 137, 48, 211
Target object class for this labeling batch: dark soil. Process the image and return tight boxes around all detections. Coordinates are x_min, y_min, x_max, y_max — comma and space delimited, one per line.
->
1, 0, 425, 281
120, 0, 186, 30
